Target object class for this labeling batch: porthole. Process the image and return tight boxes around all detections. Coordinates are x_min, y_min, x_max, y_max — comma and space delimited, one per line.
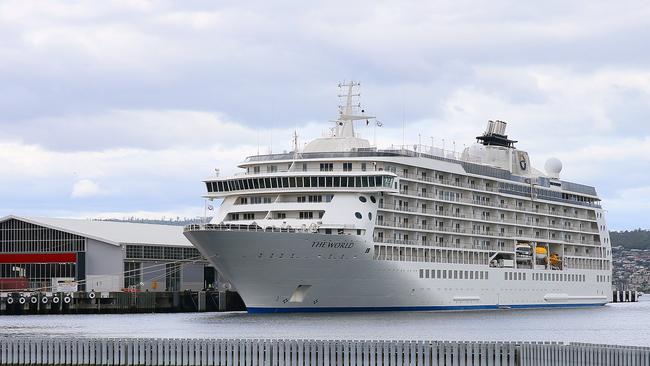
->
355, 212, 362, 219
368, 212, 372, 220
370, 196, 376, 203
359, 196, 367, 203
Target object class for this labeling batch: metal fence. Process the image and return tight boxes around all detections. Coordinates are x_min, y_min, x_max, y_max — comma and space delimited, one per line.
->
0, 337, 648, 365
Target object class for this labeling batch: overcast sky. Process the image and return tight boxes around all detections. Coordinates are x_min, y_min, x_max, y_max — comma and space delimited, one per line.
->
1, 1, 649, 230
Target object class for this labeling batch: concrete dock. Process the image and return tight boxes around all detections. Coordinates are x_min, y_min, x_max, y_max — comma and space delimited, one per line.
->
0, 290, 246, 315
1, 337, 648, 365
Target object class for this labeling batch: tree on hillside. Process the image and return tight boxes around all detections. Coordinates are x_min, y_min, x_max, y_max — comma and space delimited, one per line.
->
610, 229, 650, 250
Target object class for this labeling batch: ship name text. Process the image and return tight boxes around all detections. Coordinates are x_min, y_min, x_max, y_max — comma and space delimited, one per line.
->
311, 241, 354, 249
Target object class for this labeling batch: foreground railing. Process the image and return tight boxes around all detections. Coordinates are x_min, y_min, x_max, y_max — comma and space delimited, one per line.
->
0, 337, 648, 366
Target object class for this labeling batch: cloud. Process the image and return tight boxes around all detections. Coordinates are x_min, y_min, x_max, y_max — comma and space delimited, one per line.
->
0, 110, 320, 221
71, 179, 107, 198
0, 110, 253, 151
0, 1, 649, 230
603, 185, 650, 230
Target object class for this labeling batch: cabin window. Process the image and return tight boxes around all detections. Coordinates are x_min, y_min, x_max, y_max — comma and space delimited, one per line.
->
299, 212, 314, 219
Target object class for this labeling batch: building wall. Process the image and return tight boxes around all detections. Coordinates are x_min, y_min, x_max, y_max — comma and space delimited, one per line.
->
139, 260, 168, 292
182, 263, 206, 291
85, 238, 123, 292
135, 260, 210, 292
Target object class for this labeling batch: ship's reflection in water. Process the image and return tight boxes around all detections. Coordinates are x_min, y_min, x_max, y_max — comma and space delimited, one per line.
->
1, 299, 648, 347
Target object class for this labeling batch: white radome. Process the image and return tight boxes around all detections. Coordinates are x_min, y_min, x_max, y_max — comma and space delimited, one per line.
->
544, 157, 563, 178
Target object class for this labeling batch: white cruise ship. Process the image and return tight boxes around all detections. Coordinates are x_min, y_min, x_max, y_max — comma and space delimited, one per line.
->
184, 82, 613, 313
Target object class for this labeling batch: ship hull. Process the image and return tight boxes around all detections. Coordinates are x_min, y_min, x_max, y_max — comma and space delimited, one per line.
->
184, 230, 611, 313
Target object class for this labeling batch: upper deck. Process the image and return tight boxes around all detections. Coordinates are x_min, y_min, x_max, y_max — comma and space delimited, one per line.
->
241, 148, 595, 195
229, 146, 600, 207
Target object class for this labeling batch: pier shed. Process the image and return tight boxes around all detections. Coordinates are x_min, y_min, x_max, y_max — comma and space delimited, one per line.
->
0, 215, 216, 293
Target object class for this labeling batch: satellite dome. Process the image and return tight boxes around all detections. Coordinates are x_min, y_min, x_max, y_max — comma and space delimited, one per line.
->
544, 157, 562, 178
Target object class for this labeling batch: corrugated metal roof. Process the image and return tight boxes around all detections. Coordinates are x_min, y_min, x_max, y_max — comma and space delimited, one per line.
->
0, 215, 191, 247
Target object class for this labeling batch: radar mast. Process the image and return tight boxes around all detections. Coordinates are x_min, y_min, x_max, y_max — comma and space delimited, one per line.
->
334, 81, 375, 138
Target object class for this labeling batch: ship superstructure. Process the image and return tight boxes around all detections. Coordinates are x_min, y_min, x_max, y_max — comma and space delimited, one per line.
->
184, 82, 612, 312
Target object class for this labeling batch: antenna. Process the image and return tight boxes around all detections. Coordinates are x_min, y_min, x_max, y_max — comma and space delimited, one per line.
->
289, 130, 301, 171
402, 101, 406, 149
292, 130, 299, 155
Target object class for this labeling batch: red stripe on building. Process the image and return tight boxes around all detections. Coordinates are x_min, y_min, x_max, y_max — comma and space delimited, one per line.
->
0, 253, 77, 264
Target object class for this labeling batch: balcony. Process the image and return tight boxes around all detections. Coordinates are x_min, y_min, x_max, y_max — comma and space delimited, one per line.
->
378, 204, 598, 237
398, 172, 500, 193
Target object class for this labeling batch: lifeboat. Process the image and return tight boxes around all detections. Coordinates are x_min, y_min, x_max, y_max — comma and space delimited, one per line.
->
549, 253, 562, 266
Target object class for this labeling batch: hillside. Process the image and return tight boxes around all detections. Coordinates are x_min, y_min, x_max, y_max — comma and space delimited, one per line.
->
610, 229, 650, 250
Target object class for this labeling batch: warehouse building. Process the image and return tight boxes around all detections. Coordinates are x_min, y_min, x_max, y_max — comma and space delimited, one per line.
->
0, 215, 216, 293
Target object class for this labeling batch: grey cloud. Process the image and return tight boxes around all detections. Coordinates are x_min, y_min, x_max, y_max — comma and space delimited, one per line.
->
2, 0, 650, 228
2, 1, 650, 127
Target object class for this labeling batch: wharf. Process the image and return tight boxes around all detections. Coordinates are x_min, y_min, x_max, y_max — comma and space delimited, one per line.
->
0, 337, 648, 366
0, 290, 245, 315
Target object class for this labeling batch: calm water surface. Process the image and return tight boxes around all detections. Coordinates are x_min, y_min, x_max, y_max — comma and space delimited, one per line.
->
2, 299, 649, 347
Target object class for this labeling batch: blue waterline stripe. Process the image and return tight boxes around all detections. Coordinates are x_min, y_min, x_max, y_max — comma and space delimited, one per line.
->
247, 303, 606, 313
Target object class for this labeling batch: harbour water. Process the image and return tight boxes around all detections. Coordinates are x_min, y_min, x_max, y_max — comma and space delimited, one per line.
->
2, 299, 648, 347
